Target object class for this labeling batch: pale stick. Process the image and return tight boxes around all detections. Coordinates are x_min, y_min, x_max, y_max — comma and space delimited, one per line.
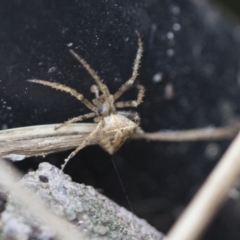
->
166, 130, 240, 240
0, 123, 239, 160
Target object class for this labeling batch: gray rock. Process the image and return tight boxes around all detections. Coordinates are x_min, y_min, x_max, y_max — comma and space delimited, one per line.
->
0, 162, 164, 240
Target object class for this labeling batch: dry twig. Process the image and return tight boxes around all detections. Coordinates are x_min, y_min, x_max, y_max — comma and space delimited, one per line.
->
166, 130, 240, 240
0, 123, 239, 160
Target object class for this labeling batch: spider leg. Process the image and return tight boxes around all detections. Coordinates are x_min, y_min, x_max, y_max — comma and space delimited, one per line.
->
61, 122, 102, 171
113, 31, 143, 100
117, 111, 140, 124
55, 112, 96, 130
28, 79, 95, 111
115, 84, 145, 108
69, 50, 110, 97
90, 84, 100, 98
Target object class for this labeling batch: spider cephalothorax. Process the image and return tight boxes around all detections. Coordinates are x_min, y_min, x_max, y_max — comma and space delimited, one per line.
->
28, 31, 144, 170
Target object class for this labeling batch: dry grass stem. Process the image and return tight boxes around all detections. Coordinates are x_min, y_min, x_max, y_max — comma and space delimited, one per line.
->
0, 123, 239, 160
133, 124, 240, 141
166, 130, 240, 240
0, 123, 98, 159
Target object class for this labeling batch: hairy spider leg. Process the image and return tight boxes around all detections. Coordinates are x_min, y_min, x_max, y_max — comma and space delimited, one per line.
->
113, 31, 143, 100
69, 50, 110, 97
28, 80, 95, 111
90, 84, 100, 98
115, 84, 145, 108
116, 111, 140, 124
55, 112, 96, 130
61, 122, 102, 171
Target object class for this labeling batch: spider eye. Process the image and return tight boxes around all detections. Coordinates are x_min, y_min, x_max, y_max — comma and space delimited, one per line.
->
97, 103, 110, 117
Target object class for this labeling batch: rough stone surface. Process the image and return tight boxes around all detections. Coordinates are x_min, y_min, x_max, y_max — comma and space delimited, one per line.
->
0, 162, 164, 240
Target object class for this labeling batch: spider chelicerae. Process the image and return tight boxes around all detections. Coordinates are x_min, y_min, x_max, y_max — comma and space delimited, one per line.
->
28, 32, 144, 170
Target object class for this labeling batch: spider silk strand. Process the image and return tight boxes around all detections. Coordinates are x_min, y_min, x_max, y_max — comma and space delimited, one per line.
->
111, 156, 134, 213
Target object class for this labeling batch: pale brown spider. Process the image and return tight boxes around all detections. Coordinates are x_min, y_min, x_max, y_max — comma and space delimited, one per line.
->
28, 32, 144, 170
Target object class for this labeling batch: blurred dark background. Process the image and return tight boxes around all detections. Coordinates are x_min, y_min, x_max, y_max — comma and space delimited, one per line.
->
1, 0, 240, 239
211, 0, 240, 20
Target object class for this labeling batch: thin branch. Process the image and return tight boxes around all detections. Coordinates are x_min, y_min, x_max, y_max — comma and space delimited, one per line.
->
133, 124, 240, 141
0, 123, 98, 159
166, 130, 240, 240
0, 123, 239, 160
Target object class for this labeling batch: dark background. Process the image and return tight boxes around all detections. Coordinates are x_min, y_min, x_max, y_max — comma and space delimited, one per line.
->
1, 0, 240, 239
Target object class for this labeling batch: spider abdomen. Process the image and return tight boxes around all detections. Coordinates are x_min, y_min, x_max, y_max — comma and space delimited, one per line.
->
98, 114, 138, 154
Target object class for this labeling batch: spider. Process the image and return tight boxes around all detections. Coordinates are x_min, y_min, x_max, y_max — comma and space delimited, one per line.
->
28, 31, 144, 170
